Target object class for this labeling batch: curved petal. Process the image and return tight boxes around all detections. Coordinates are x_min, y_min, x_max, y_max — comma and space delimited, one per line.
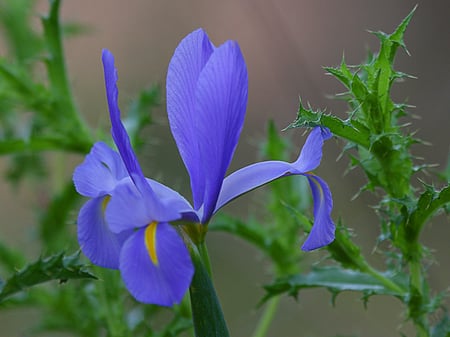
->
73, 142, 127, 197
215, 160, 297, 212
194, 40, 248, 222
166, 29, 214, 210
293, 127, 332, 172
215, 127, 331, 213
102, 49, 176, 221
106, 179, 154, 233
119, 223, 194, 306
301, 175, 335, 251
106, 178, 195, 233
146, 179, 199, 222
77, 197, 131, 269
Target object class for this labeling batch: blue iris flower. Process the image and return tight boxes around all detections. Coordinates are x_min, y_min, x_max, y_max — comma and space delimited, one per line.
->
73, 28, 335, 307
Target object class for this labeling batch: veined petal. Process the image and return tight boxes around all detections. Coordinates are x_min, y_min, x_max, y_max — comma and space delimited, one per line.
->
102, 49, 176, 221
166, 29, 214, 210
119, 223, 194, 306
73, 142, 127, 197
301, 175, 335, 251
194, 40, 248, 222
77, 197, 131, 269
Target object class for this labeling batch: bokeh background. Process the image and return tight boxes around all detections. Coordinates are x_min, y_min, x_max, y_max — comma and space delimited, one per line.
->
1, 0, 449, 336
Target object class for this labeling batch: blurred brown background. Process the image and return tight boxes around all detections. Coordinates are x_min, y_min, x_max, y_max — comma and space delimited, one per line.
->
1, 0, 449, 336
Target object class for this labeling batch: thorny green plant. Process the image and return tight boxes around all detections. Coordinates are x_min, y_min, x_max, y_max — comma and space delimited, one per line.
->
0, 2, 448, 337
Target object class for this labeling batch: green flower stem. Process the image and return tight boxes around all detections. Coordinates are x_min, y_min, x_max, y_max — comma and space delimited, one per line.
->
189, 243, 229, 337
251, 296, 281, 337
198, 241, 212, 277
408, 258, 429, 337
42, 0, 92, 153
363, 264, 406, 295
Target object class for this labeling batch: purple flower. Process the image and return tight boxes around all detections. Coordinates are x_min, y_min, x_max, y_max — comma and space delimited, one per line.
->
73, 28, 335, 307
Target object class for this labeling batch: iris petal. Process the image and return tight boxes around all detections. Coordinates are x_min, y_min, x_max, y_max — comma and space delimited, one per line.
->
106, 179, 154, 233
102, 49, 179, 221
77, 197, 131, 269
293, 127, 332, 172
301, 175, 335, 251
147, 179, 199, 222
106, 178, 197, 233
215, 160, 296, 212
73, 142, 127, 197
215, 127, 330, 212
119, 223, 194, 306
194, 40, 248, 222
166, 29, 214, 210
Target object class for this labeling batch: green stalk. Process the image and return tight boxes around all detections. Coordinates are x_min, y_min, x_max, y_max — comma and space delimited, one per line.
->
408, 259, 429, 337
189, 243, 229, 337
251, 296, 281, 337
41, 0, 92, 153
363, 265, 406, 295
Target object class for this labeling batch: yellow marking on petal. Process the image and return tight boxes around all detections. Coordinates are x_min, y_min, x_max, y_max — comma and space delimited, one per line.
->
101, 195, 111, 213
308, 174, 324, 201
145, 222, 159, 266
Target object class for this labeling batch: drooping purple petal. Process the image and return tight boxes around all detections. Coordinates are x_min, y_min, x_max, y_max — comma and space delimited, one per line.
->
166, 29, 214, 210
73, 142, 127, 198
194, 40, 248, 222
102, 49, 179, 221
119, 223, 194, 306
215, 127, 330, 212
77, 196, 132, 269
301, 175, 335, 251
293, 127, 332, 172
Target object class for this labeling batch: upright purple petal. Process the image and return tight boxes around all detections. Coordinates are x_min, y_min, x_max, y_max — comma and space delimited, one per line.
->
215, 127, 330, 212
73, 142, 127, 198
102, 49, 178, 221
166, 29, 214, 210
194, 40, 248, 222
78, 197, 132, 269
301, 175, 335, 251
119, 223, 194, 306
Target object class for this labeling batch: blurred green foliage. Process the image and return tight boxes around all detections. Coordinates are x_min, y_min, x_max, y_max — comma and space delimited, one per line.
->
0, 1, 447, 337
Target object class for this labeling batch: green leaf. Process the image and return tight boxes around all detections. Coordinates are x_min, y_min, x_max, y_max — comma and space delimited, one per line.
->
327, 222, 365, 271
263, 266, 407, 303
42, 0, 93, 149
399, 184, 450, 251
287, 100, 371, 149
0, 136, 91, 154
189, 248, 229, 337
0, 252, 96, 303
